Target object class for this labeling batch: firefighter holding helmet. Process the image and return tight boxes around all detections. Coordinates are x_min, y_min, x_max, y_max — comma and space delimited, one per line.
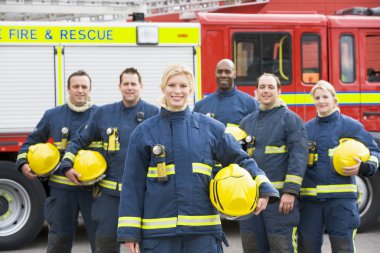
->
16, 70, 99, 252
117, 64, 279, 253
238, 73, 308, 253
60, 67, 159, 252
298, 80, 380, 253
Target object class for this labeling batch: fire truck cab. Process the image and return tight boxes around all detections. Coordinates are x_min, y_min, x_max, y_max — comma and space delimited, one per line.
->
198, 11, 380, 231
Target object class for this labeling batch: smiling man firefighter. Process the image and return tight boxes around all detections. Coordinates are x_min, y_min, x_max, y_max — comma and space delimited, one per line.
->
60, 67, 159, 253
16, 70, 99, 253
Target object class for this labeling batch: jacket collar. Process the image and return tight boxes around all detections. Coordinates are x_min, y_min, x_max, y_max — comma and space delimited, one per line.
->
160, 106, 191, 121
317, 110, 340, 123
216, 85, 237, 97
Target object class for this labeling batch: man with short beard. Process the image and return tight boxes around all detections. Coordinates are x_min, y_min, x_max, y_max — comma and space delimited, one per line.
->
16, 70, 98, 253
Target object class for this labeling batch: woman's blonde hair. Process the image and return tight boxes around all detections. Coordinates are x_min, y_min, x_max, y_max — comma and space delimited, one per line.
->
310, 80, 338, 105
160, 64, 194, 94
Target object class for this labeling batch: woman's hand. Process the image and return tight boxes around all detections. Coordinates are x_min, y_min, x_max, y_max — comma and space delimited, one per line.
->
341, 157, 361, 176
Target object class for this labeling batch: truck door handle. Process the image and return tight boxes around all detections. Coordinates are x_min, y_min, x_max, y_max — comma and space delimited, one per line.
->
363, 111, 380, 116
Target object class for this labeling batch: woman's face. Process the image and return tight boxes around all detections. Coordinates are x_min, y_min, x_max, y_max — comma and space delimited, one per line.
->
162, 73, 192, 109
312, 88, 337, 116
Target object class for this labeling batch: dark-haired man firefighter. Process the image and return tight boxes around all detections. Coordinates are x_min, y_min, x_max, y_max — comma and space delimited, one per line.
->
238, 73, 308, 252
60, 67, 159, 253
16, 70, 99, 252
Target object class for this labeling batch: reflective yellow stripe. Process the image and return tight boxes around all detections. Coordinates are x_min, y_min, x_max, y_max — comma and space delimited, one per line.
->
195, 46, 202, 101
56, 45, 64, 105
292, 227, 298, 253
88, 141, 103, 148
271, 181, 284, 189
177, 215, 221, 226
265, 145, 288, 154
118, 217, 141, 228
103, 142, 120, 151
281, 92, 380, 106
328, 148, 336, 157
300, 184, 357, 196
368, 155, 379, 168
317, 184, 357, 193
17, 153, 27, 160
353, 228, 357, 253
63, 152, 75, 162
159, 27, 200, 44
281, 92, 371, 107
300, 188, 317, 196
147, 164, 175, 178
49, 175, 76, 186
256, 175, 271, 187
124, 214, 221, 230
192, 163, 212, 176
99, 179, 122, 191
54, 142, 64, 150
285, 174, 303, 185
142, 217, 177, 229
361, 92, 380, 105
314, 154, 318, 162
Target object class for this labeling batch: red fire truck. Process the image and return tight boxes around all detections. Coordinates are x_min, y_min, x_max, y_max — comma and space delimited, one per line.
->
0, 6, 380, 250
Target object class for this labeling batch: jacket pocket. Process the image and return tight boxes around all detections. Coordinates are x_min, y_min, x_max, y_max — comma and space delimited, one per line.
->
141, 238, 160, 252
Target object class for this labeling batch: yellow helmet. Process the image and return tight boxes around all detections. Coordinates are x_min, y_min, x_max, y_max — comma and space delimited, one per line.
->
333, 138, 370, 176
225, 124, 248, 143
27, 143, 60, 177
73, 150, 107, 185
209, 164, 259, 220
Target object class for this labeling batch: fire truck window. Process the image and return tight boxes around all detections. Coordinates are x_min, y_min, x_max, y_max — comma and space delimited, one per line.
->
301, 34, 321, 84
233, 32, 292, 86
340, 35, 355, 83
366, 35, 380, 83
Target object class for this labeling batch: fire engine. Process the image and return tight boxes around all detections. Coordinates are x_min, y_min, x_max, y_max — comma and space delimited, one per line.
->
1, 1, 380, 251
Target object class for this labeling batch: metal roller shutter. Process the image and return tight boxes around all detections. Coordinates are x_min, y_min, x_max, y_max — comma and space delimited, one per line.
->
0, 46, 55, 133
63, 46, 196, 106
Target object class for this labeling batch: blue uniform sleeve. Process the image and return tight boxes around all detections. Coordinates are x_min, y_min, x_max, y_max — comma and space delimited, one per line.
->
282, 112, 308, 195
117, 128, 149, 243
16, 110, 51, 170
60, 111, 101, 174
214, 131, 280, 200
341, 117, 379, 176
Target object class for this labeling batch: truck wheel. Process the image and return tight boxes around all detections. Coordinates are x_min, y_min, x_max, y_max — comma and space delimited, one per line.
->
356, 173, 380, 232
0, 161, 46, 250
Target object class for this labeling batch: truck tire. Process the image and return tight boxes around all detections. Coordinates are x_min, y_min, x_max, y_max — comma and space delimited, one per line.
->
356, 173, 380, 232
0, 161, 46, 250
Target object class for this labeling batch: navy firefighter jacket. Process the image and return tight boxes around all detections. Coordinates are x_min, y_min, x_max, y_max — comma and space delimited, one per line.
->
301, 111, 380, 200
60, 100, 159, 195
193, 86, 258, 126
16, 104, 98, 191
240, 105, 308, 196
117, 107, 279, 243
